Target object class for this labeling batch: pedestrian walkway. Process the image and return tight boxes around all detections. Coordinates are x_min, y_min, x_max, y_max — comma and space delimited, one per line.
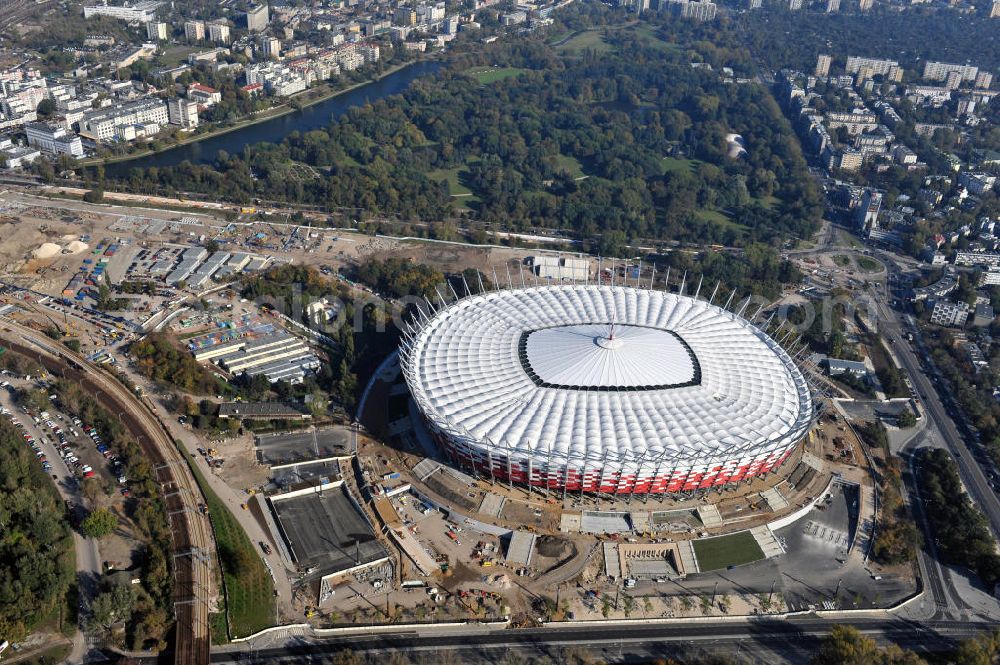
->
750, 525, 785, 558
760, 486, 789, 511
696, 504, 723, 527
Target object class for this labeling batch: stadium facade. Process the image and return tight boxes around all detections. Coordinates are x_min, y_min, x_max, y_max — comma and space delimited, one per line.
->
400, 283, 813, 495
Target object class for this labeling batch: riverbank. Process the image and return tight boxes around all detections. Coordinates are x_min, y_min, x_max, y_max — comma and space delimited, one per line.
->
82, 58, 428, 168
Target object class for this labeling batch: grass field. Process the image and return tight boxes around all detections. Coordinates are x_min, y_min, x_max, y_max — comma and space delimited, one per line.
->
857, 256, 883, 273
15, 643, 72, 665
555, 29, 614, 54
661, 156, 703, 175
554, 154, 586, 178
832, 254, 851, 267
692, 531, 765, 571
427, 165, 476, 199
466, 66, 528, 84
189, 462, 275, 642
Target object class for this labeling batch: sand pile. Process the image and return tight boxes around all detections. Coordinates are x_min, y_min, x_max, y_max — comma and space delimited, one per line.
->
65, 240, 89, 254
32, 242, 61, 259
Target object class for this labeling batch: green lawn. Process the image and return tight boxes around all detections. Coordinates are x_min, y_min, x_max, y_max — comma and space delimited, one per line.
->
427, 165, 476, 198
692, 531, 765, 571
832, 254, 851, 267
694, 208, 745, 233
661, 156, 703, 175
466, 66, 528, 84
554, 154, 585, 178
156, 46, 201, 68
857, 256, 883, 273
555, 29, 614, 54
189, 462, 275, 642
629, 24, 679, 52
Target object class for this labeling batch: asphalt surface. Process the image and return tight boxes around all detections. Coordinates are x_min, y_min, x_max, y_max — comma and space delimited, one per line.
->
204, 617, 995, 665
869, 268, 1000, 542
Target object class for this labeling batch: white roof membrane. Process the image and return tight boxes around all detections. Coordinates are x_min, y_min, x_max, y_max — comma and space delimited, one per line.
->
401, 285, 812, 466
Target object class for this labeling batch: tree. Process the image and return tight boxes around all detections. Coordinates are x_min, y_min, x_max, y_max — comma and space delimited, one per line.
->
83, 189, 104, 203
82, 507, 118, 539
89, 585, 135, 634
896, 409, 917, 429
812, 625, 926, 665
36, 98, 55, 118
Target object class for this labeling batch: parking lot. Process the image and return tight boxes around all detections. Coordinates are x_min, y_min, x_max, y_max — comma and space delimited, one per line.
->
0, 377, 125, 493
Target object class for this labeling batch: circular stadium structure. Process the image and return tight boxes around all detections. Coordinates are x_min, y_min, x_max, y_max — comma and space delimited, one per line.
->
399, 284, 813, 495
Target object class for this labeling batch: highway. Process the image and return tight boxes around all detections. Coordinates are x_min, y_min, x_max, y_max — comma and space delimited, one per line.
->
202, 617, 996, 664
0, 321, 215, 665
866, 264, 1000, 543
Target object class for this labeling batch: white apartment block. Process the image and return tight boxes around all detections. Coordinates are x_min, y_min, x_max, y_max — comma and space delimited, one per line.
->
208, 22, 230, 44
923, 61, 979, 83
167, 98, 199, 129
83, 1, 162, 22
79, 98, 168, 142
25, 122, 84, 157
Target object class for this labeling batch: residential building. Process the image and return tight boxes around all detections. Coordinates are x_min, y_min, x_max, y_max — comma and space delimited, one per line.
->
788, 0, 802, 8
245, 3, 269, 32
83, 1, 162, 22
1, 145, 40, 168
501, 11, 527, 25
905, 85, 953, 106
825, 146, 863, 172
980, 269, 1000, 286
79, 98, 168, 142
858, 0, 872, 10
24, 122, 84, 157
976, 71, 994, 90
394, 7, 416, 25
892, 145, 917, 165
825, 0, 840, 11
184, 20, 205, 41
856, 189, 882, 233
959, 171, 998, 196
146, 21, 168, 40
973, 305, 995, 329
167, 98, 199, 128
930, 301, 969, 328
992, 0, 1000, 17
845, 56, 901, 81
187, 83, 221, 107
923, 61, 979, 83
660, 0, 717, 19
826, 109, 879, 135
956, 252, 1000, 268
815, 54, 832, 77
208, 22, 230, 44
262, 37, 281, 59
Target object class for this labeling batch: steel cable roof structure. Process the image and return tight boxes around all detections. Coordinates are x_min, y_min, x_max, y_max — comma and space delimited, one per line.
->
400, 282, 813, 495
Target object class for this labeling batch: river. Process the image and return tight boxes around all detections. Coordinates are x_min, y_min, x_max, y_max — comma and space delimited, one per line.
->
105, 60, 441, 176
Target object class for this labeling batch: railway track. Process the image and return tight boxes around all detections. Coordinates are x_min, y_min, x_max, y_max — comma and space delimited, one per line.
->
0, 323, 213, 665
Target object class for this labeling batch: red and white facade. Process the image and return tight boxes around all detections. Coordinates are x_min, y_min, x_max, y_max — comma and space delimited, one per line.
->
400, 284, 813, 495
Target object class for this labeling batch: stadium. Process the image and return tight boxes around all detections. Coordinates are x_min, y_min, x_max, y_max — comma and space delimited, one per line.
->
399, 283, 813, 495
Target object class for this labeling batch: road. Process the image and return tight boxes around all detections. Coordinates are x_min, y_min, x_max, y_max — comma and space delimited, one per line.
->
867, 275, 1000, 543
0, 321, 215, 665
200, 616, 996, 664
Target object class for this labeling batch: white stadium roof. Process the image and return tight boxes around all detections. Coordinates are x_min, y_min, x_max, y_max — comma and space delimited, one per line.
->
402, 284, 813, 466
